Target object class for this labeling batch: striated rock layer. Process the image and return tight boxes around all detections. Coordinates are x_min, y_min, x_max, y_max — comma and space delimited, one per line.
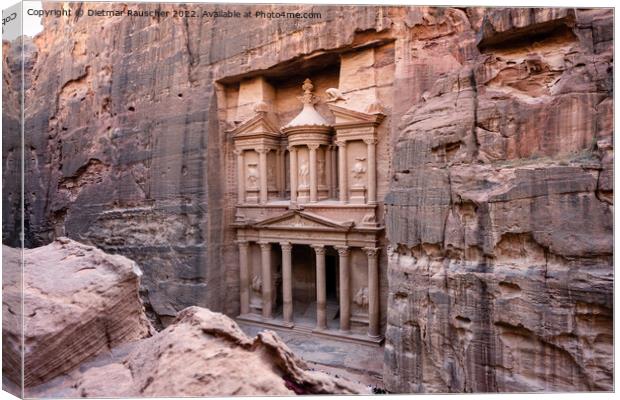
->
28, 307, 365, 397
384, 7, 613, 393
2, 238, 154, 387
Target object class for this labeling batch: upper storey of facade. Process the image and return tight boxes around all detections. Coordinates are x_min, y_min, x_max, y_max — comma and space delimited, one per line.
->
222, 44, 395, 231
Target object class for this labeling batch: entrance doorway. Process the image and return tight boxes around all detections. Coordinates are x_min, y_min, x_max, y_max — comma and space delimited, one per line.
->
291, 244, 316, 325
325, 249, 340, 329
289, 244, 340, 329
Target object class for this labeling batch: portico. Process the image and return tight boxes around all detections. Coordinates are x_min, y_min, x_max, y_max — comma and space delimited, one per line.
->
235, 210, 382, 344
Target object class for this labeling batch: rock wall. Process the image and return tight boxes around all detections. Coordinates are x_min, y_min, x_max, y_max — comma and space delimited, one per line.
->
384, 8, 613, 392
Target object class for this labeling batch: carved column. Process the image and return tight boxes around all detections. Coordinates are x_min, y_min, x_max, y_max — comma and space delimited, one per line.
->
336, 141, 347, 203
279, 147, 287, 198
280, 242, 293, 323
274, 148, 282, 198
237, 240, 250, 315
235, 149, 245, 204
325, 146, 332, 198
335, 246, 351, 332
364, 247, 380, 337
258, 148, 269, 204
309, 144, 318, 203
365, 138, 378, 204
259, 241, 272, 319
289, 146, 298, 203
312, 244, 327, 330
330, 145, 338, 198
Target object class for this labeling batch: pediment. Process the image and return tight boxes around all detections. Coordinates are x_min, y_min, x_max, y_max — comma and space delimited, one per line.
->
327, 104, 385, 126
252, 210, 353, 231
231, 112, 281, 138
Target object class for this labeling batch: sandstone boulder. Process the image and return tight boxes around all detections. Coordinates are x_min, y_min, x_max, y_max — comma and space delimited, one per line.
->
35, 307, 365, 397
2, 238, 154, 387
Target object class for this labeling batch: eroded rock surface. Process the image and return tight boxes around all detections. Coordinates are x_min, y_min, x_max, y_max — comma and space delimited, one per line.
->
384, 7, 613, 393
30, 307, 365, 397
2, 238, 153, 387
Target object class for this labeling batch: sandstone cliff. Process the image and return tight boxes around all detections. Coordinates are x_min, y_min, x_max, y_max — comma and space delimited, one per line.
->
384, 8, 613, 392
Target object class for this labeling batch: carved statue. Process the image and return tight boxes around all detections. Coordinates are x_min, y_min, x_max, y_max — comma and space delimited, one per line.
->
251, 275, 262, 292
299, 160, 309, 188
325, 88, 347, 102
247, 163, 259, 189
354, 287, 369, 307
317, 159, 326, 185
362, 213, 376, 224
267, 165, 276, 188
352, 157, 367, 184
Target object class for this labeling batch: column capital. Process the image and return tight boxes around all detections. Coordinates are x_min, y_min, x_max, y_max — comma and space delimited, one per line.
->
280, 242, 293, 252
334, 246, 350, 256
311, 244, 326, 256
363, 247, 380, 257
288, 145, 297, 153
363, 138, 378, 145
335, 140, 347, 147
256, 147, 271, 154
235, 240, 250, 248
233, 148, 245, 156
308, 143, 320, 150
258, 241, 271, 250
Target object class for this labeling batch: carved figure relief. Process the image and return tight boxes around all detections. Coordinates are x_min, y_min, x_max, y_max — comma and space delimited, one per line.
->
247, 163, 259, 189
299, 160, 309, 188
325, 88, 347, 102
354, 287, 369, 307
352, 157, 367, 185
292, 215, 305, 227
318, 159, 326, 186
267, 165, 276, 188
251, 275, 262, 292
362, 213, 376, 224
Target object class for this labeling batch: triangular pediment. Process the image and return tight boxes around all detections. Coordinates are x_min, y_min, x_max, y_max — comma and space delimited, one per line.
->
230, 112, 281, 138
252, 210, 353, 231
327, 104, 385, 126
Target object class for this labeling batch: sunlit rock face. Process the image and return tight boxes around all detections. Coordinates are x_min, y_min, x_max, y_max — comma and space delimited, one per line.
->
4, 3, 613, 393
2, 238, 153, 388
384, 8, 613, 393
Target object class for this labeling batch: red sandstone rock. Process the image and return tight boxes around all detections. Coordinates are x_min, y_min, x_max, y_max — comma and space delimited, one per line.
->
2, 238, 154, 387
31, 307, 365, 397
384, 7, 613, 393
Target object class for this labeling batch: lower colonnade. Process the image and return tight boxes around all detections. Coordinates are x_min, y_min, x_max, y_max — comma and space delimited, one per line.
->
236, 240, 381, 340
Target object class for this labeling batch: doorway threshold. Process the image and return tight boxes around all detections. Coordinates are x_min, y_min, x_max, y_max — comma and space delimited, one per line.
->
237, 313, 384, 347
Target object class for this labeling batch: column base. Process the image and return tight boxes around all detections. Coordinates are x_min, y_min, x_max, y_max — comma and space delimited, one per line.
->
237, 313, 295, 329
236, 314, 384, 347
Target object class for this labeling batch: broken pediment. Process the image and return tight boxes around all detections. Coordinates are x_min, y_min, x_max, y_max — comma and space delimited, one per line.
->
230, 111, 281, 139
252, 210, 353, 231
327, 104, 385, 128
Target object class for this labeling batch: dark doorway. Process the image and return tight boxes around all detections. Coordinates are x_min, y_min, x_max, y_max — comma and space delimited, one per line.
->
326, 253, 339, 301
